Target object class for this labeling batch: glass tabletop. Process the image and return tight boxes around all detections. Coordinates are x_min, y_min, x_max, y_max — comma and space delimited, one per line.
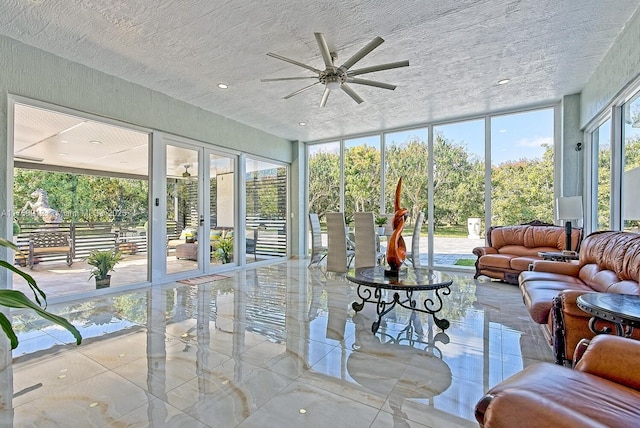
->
578, 293, 640, 323
347, 266, 452, 291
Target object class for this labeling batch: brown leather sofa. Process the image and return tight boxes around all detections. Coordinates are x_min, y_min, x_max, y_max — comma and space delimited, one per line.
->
475, 334, 640, 428
519, 230, 640, 364
473, 221, 582, 284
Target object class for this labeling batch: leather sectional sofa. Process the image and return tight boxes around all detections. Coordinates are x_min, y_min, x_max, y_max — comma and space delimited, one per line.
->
473, 221, 583, 284
519, 230, 640, 364
475, 334, 640, 428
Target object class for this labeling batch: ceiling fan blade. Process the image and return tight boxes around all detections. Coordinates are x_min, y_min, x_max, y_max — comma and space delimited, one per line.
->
320, 87, 330, 107
283, 82, 320, 99
339, 36, 384, 71
261, 77, 317, 82
341, 83, 364, 104
347, 60, 410, 76
347, 78, 397, 90
266, 52, 321, 74
314, 33, 335, 69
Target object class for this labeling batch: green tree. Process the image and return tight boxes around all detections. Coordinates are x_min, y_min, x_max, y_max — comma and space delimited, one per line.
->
344, 144, 381, 214
432, 135, 484, 226
491, 145, 554, 225
385, 137, 429, 222
14, 168, 148, 225
308, 150, 340, 219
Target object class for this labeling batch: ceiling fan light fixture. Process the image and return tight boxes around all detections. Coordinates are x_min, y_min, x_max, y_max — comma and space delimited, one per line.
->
326, 78, 341, 91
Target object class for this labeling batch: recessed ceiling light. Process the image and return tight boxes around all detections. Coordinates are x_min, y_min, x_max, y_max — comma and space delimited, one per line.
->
298, 122, 307, 126
90, 140, 102, 145
217, 83, 228, 89
59, 153, 68, 156
60, 140, 69, 144
497, 79, 511, 85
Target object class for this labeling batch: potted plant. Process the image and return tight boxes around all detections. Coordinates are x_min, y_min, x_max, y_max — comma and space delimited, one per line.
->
214, 236, 234, 264
344, 214, 353, 233
0, 238, 81, 349
375, 215, 387, 235
87, 249, 123, 288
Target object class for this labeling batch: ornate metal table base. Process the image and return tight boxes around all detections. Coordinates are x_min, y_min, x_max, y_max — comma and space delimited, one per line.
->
352, 285, 451, 333
577, 293, 640, 338
347, 266, 453, 334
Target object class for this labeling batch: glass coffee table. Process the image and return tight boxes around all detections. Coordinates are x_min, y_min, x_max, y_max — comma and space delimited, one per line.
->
346, 266, 453, 334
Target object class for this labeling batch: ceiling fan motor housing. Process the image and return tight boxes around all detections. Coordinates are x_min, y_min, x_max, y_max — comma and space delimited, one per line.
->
320, 70, 347, 88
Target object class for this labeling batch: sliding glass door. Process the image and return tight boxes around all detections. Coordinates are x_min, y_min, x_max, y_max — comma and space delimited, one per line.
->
166, 144, 200, 275
208, 151, 236, 268
165, 142, 239, 275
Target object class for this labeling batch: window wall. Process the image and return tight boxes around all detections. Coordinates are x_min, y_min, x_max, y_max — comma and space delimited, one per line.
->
12, 102, 151, 295
434, 120, 485, 266
590, 84, 640, 234
245, 158, 288, 263
344, 136, 381, 215
593, 119, 612, 230
9, 100, 291, 299
308, 141, 340, 221
385, 129, 428, 264
623, 91, 640, 230
307, 106, 555, 268
491, 109, 555, 225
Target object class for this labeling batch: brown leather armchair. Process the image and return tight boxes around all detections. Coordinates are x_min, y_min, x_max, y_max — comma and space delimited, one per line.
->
475, 334, 640, 427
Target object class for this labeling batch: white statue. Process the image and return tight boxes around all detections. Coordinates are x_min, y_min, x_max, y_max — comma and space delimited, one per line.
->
467, 217, 481, 239
22, 188, 63, 223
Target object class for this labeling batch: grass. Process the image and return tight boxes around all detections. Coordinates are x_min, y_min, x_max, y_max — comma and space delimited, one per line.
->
433, 225, 469, 238
454, 258, 476, 267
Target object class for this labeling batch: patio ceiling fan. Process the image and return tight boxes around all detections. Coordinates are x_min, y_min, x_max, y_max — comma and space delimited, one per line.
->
261, 33, 409, 107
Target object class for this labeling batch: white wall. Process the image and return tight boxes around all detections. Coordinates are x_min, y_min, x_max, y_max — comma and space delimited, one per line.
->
581, 8, 640, 127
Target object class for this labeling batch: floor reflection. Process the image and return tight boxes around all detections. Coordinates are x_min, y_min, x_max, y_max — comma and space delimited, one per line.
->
4, 259, 553, 427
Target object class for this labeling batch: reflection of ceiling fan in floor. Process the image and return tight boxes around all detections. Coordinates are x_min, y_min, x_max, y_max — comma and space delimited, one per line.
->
261, 33, 409, 107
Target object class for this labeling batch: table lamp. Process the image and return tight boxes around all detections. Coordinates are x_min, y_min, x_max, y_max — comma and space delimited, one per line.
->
556, 196, 583, 251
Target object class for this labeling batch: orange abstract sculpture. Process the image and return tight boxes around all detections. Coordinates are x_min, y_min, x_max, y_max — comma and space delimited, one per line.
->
386, 178, 408, 273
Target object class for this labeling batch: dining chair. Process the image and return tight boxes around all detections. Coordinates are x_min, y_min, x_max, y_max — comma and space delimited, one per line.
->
308, 213, 327, 267
354, 212, 384, 268
326, 212, 355, 274
405, 211, 425, 268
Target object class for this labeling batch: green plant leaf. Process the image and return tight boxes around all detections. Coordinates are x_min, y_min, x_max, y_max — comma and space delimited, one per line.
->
0, 312, 18, 349
0, 290, 82, 348
0, 260, 46, 307
0, 238, 47, 306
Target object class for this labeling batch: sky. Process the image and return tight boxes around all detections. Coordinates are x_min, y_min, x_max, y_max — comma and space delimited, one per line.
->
310, 107, 555, 165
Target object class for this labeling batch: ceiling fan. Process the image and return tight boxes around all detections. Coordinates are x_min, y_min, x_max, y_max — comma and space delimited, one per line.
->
261, 33, 409, 107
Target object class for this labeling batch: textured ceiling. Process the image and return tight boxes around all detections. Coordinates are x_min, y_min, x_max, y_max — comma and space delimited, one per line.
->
1, 0, 639, 143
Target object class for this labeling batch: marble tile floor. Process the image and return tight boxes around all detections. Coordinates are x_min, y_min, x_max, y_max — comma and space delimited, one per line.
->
3, 259, 553, 427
